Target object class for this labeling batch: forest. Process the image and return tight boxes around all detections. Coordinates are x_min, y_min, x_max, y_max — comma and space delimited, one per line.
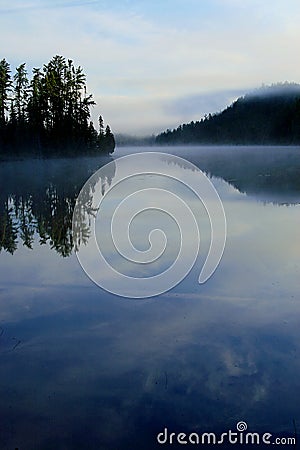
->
156, 83, 300, 145
0, 55, 115, 157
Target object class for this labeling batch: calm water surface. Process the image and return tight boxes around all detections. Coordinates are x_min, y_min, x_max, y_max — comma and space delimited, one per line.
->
0, 146, 299, 449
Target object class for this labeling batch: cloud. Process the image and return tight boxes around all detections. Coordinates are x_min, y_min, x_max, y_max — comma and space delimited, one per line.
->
1, 0, 300, 134
0, 0, 99, 13
92, 94, 173, 136
94, 88, 249, 135
162, 89, 245, 121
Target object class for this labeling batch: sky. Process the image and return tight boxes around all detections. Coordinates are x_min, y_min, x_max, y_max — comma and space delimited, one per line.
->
1, 0, 300, 135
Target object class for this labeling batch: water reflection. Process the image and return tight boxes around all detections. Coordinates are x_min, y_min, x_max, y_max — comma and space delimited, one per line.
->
163, 146, 300, 205
0, 157, 115, 255
0, 147, 299, 449
1, 147, 299, 257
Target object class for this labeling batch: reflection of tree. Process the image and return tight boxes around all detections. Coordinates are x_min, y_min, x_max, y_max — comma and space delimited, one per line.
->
0, 198, 18, 254
162, 148, 300, 205
0, 157, 116, 256
72, 184, 97, 254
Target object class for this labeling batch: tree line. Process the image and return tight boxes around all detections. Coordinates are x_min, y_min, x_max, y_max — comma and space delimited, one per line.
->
0, 55, 115, 156
156, 83, 300, 145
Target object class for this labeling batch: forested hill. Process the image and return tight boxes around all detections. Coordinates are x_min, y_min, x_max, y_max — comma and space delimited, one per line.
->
156, 83, 300, 145
0, 55, 115, 157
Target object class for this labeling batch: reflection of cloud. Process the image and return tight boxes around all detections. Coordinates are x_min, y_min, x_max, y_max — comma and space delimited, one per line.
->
1, 228, 300, 446
222, 348, 258, 377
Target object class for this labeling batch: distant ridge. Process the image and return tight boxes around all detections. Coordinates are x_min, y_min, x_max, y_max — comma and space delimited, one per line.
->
156, 83, 300, 145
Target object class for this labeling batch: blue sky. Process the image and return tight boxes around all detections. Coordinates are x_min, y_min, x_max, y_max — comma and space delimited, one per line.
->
1, 0, 300, 135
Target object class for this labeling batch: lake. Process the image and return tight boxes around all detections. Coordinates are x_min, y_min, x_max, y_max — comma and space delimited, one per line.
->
0, 146, 299, 449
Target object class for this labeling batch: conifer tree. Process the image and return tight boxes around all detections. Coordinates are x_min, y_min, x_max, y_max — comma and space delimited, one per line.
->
104, 125, 115, 153
0, 58, 12, 127
0, 55, 115, 155
14, 63, 29, 124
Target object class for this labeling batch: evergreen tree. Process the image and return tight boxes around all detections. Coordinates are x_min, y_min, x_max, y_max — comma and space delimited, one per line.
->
99, 115, 104, 135
0, 55, 115, 156
104, 125, 115, 153
27, 67, 45, 151
97, 115, 105, 149
0, 58, 12, 127
14, 63, 29, 124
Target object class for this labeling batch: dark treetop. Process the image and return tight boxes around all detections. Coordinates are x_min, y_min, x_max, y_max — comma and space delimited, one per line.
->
0, 55, 115, 157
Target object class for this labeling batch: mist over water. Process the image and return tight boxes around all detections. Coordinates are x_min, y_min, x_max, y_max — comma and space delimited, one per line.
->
0, 146, 299, 449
